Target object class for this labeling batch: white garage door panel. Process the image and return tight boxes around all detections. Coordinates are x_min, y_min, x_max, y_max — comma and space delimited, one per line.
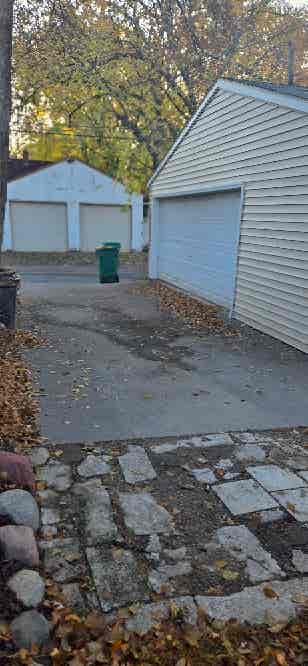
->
80, 205, 131, 251
11, 202, 68, 251
158, 191, 241, 308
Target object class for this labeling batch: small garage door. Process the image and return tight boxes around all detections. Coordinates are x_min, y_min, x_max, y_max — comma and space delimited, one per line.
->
11, 202, 68, 251
80, 204, 131, 251
157, 190, 241, 308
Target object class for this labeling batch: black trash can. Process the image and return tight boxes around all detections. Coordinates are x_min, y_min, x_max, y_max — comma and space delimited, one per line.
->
0, 269, 20, 329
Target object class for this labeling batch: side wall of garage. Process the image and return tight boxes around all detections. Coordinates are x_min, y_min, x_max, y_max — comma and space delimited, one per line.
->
4, 160, 143, 252
150, 88, 308, 354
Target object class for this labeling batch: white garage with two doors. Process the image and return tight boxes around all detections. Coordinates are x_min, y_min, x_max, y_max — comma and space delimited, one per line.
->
4, 159, 143, 253
149, 79, 308, 354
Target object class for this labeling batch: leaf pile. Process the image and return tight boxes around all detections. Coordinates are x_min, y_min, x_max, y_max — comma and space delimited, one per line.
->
134, 281, 240, 336
0, 330, 43, 449
11, 601, 308, 665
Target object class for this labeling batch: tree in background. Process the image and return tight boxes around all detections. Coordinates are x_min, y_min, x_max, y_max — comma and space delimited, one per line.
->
0, 0, 14, 255
12, 0, 308, 192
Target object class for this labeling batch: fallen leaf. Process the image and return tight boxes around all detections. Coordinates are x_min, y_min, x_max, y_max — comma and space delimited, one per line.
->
263, 587, 279, 599
287, 502, 296, 512
143, 393, 153, 399
215, 559, 227, 570
222, 569, 239, 581
275, 651, 288, 665
54, 449, 64, 457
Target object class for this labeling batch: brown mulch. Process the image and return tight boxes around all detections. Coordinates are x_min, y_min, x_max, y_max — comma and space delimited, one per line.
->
133, 281, 240, 336
0, 330, 43, 450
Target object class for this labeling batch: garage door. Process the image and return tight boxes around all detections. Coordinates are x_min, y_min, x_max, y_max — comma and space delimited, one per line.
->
157, 190, 241, 308
11, 202, 68, 251
80, 204, 131, 251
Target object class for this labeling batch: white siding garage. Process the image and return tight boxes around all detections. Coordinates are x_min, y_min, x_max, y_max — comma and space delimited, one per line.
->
149, 79, 308, 354
158, 191, 241, 307
11, 202, 68, 251
4, 159, 143, 252
80, 204, 131, 251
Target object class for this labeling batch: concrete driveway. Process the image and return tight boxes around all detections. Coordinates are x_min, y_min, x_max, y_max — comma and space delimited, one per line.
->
19, 265, 308, 444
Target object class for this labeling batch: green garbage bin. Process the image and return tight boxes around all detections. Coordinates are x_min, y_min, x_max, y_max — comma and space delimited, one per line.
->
96, 243, 121, 283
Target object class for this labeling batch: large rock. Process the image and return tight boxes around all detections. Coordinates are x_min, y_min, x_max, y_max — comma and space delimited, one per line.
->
0, 452, 35, 492
0, 490, 40, 531
0, 526, 39, 567
37, 462, 72, 491
11, 611, 50, 649
8, 569, 45, 608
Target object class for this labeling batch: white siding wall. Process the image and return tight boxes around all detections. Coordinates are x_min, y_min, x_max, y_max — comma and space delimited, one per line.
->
151, 91, 308, 354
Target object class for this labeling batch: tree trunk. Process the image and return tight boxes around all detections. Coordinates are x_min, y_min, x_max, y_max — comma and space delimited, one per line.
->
0, 0, 14, 260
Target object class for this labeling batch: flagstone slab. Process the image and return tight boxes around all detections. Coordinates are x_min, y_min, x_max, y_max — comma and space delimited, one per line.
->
77, 455, 110, 479
119, 492, 173, 535
196, 577, 308, 625
151, 433, 234, 454
87, 547, 148, 612
214, 525, 284, 583
73, 481, 118, 544
213, 479, 278, 515
273, 487, 308, 522
247, 465, 306, 492
125, 597, 197, 635
292, 550, 308, 573
119, 446, 156, 484
190, 468, 216, 484
236, 444, 266, 463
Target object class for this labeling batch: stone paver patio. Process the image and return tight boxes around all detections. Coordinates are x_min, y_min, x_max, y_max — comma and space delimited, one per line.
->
32, 429, 308, 632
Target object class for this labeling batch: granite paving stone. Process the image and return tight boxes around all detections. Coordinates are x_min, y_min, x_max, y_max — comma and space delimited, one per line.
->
214, 525, 284, 583
119, 446, 157, 484
125, 597, 197, 635
151, 433, 234, 454
149, 561, 192, 593
77, 455, 110, 479
256, 509, 285, 524
37, 462, 72, 491
73, 480, 118, 544
30, 447, 49, 467
87, 547, 148, 612
119, 492, 173, 535
190, 468, 216, 484
236, 444, 266, 463
247, 465, 306, 492
41, 507, 61, 525
292, 549, 308, 573
196, 578, 308, 625
273, 487, 308, 522
43, 539, 83, 583
213, 479, 278, 515
61, 583, 86, 612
